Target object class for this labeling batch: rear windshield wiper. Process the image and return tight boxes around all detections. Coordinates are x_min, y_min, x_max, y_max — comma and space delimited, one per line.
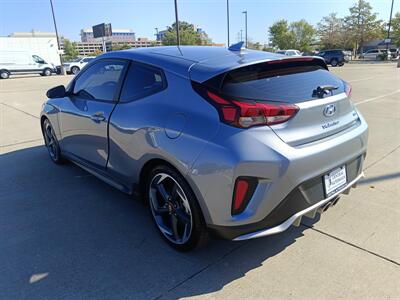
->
312, 85, 338, 98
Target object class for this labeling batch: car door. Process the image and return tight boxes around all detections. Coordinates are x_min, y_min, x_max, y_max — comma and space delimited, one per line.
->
32, 55, 46, 72
59, 59, 128, 169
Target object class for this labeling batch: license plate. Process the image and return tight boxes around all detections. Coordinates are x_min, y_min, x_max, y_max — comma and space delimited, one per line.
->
324, 166, 347, 197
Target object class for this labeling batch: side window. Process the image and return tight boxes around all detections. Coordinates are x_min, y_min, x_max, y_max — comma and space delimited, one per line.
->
73, 60, 127, 102
119, 62, 166, 102
32, 55, 46, 64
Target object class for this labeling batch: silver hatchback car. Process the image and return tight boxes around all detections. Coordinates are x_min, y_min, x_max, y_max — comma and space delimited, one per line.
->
41, 45, 368, 251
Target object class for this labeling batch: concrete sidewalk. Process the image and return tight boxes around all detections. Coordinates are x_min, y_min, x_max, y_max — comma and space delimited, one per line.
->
0, 64, 399, 299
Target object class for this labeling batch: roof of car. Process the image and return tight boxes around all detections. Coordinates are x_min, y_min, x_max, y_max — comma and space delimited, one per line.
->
99, 46, 321, 82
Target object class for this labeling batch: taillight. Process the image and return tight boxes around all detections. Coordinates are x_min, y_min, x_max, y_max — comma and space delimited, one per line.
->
345, 82, 352, 98
232, 177, 258, 215
206, 90, 299, 128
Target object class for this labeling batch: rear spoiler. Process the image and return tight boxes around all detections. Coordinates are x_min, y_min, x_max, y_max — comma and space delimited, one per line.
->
264, 56, 328, 70
190, 53, 328, 84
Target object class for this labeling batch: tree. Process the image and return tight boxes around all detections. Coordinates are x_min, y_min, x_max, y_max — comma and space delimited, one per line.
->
162, 21, 212, 45
317, 13, 350, 49
268, 20, 295, 50
344, 0, 384, 53
389, 12, 400, 46
112, 44, 132, 51
289, 20, 316, 51
93, 49, 103, 56
269, 19, 315, 51
63, 39, 79, 60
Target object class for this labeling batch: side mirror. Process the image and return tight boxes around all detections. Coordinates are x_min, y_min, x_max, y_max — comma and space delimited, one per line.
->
46, 85, 66, 98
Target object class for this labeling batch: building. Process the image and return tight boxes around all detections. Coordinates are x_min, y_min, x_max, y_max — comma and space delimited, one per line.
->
156, 30, 168, 41
1, 31, 60, 65
9, 30, 57, 38
80, 28, 136, 43
64, 38, 161, 56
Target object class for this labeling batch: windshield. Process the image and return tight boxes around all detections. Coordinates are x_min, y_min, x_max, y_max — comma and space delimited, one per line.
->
69, 57, 82, 62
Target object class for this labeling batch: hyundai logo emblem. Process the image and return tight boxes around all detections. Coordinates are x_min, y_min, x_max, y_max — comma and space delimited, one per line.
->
323, 104, 336, 117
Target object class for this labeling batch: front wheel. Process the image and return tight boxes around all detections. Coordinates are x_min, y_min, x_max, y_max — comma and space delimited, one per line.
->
42, 119, 65, 164
330, 59, 338, 67
43, 68, 52, 76
71, 66, 80, 75
0, 69, 10, 79
146, 165, 208, 251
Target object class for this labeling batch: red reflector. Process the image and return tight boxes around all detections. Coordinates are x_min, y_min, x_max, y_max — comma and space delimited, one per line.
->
233, 179, 249, 211
345, 82, 352, 98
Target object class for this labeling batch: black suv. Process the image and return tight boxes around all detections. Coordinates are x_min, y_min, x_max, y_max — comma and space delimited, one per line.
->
316, 50, 347, 67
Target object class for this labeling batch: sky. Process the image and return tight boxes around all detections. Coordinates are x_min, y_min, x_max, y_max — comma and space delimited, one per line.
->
0, 0, 398, 45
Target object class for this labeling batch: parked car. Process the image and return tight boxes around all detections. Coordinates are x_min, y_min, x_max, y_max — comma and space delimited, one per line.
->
388, 48, 399, 60
0, 51, 56, 79
275, 49, 302, 56
41, 46, 368, 251
316, 49, 347, 66
62, 56, 95, 75
360, 49, 391, 60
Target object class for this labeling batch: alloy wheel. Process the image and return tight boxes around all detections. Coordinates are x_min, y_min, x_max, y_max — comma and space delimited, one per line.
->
149, 173, 193, 245
43, 121, 59, 161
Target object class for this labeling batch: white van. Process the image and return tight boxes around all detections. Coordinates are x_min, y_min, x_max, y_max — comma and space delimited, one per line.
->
0, 51, 56, 79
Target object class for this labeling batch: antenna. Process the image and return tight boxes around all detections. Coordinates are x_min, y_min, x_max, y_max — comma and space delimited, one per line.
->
228, 41, 245, 52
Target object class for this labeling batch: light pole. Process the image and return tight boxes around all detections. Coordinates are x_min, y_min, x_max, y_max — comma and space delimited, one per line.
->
242, 10, 248, 48
240, 29, 243, 42
386, 0, 395, 54
226, 0, 230, 47
49, 0, 64, 74
174, 0, 180, 46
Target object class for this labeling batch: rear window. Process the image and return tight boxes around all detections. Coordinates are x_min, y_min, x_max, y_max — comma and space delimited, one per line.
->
220, 62, 345, 103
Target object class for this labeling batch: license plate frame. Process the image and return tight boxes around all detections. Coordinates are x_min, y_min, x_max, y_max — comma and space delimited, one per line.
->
323, 165, 347, 197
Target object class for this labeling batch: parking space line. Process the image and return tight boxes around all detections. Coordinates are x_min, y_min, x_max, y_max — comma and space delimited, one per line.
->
1, 138, 43, 148
302, 225, 400, 267
355, 89, 400, 106
0, 102, 39, 119
348, 76, 377, 83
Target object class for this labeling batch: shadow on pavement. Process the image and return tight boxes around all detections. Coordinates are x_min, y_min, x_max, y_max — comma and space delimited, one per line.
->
358, 172, 400, 185
0, 145, 314, 299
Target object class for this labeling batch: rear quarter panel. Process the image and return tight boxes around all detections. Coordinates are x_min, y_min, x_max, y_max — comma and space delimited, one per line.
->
107, 70, 221, 207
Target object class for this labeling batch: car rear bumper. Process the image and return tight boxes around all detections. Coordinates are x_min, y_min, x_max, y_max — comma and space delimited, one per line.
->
190, 109, 368, 234
208, 155, 365, 240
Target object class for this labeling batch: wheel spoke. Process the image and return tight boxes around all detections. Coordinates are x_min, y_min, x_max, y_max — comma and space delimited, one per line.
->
171, 215, 180, 241
155, 183, 169, 202
175, 208, 190, 224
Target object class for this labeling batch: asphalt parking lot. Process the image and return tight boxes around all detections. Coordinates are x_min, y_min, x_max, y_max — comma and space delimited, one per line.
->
0, 63, 399, 299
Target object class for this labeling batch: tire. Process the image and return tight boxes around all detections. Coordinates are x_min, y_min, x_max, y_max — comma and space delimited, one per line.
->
145, 165, 208, 251
43, 68, 52, 76
41, 119, 65, 164
0, 69, 10, 79
330, 59, 338, 67
339, 62, 344, 67
71, 66, 80, 75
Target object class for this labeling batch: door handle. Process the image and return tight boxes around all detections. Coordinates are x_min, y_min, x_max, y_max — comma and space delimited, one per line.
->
90, 112, 106, 122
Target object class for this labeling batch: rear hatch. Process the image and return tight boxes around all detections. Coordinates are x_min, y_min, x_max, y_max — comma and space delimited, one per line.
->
193, 57, 359, 146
